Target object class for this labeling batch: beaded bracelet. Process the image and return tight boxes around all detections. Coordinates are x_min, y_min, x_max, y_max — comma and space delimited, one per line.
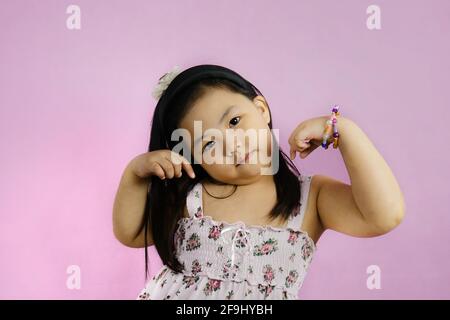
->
321, 105, 340, 149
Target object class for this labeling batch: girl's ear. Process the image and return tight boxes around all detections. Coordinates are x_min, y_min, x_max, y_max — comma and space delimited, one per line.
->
253, 95, 271, 124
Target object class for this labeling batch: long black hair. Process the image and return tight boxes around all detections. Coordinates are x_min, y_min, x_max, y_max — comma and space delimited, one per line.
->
139, 64, 302, 279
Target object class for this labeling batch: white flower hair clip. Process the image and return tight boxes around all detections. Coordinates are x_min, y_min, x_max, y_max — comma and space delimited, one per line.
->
151, 65, 182, 100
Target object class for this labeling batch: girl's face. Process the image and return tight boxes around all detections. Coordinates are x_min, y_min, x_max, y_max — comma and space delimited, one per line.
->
179, 87, 274, 185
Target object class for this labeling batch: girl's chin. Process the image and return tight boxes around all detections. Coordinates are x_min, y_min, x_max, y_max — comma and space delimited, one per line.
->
234, 165, 262, 179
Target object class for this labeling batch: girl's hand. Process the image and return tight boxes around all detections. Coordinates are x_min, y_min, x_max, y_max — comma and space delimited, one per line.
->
288, 115, 332, 160
129, 150, 196, 180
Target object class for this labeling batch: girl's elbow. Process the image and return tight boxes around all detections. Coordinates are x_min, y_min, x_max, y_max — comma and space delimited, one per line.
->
377, 207, 405, 234
392, 199, 406, 228
389, 210, 404, 230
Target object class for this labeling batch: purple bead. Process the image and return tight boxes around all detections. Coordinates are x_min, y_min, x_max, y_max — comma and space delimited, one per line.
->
321, 142, 328, 149
332, 105, 339, 113
332, 118, 337, 124
333, 132, 340, 138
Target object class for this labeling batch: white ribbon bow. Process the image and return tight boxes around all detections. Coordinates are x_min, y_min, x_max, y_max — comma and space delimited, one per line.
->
221, 225, 252, 269
151, 65, 182, 100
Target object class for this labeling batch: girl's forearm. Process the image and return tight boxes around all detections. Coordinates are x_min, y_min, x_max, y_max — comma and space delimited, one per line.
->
113, 161, 152, 246
337, 117, 405, 229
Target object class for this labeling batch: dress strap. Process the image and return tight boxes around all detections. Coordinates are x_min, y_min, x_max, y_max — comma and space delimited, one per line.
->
186, 182, 204, 218
286, 174, 313, 231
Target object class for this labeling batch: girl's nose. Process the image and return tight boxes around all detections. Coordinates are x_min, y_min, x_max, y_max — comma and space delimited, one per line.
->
225, 139, 243, 158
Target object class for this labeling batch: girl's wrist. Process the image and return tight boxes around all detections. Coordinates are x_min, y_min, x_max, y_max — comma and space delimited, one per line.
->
321, 106, 342, 149
331, 116, 355, 150
320, 111, 354, 150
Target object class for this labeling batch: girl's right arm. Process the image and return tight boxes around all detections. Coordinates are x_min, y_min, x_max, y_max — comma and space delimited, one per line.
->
112, 151, 195, 248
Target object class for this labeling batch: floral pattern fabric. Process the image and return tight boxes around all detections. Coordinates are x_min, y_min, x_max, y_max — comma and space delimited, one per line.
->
137, 174, 315, 300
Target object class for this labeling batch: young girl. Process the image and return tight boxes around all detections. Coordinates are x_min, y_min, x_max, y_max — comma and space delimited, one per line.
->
112, 64, 405, 300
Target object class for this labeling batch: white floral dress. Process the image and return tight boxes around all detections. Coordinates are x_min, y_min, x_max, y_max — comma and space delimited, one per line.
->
137, 174, 316, 300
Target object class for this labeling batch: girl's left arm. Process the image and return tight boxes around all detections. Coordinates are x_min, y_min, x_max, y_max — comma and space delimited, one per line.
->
289, 116, 405, 237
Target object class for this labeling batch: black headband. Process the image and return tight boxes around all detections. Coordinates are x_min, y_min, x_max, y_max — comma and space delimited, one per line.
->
155, 64, 259, 127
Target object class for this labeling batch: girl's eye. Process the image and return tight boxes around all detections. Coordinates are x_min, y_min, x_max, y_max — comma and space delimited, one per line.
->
203, 141, 215, 152
229, 116, 240, 127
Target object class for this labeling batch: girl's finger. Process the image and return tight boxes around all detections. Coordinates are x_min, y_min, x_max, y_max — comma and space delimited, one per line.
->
151, 163, 166, 180
288, 124, 305, 145
290, 148, 296, 160
160, 158, 175, 179
169, 152, 196, 178
299, 136, 312, 146
173, 162, 182, 178
300, 144, 318, 159
181, 161, 196, 179
299, 141, 310, 151
290, 138, 311, 159
168, 154, 183, 178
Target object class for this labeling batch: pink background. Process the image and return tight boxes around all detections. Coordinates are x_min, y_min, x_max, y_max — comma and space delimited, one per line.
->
1, 0, 449, 299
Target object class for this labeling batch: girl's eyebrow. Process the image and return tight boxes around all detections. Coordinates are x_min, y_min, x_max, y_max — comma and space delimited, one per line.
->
218, 105, 237, 125
194, 105, 237, 146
